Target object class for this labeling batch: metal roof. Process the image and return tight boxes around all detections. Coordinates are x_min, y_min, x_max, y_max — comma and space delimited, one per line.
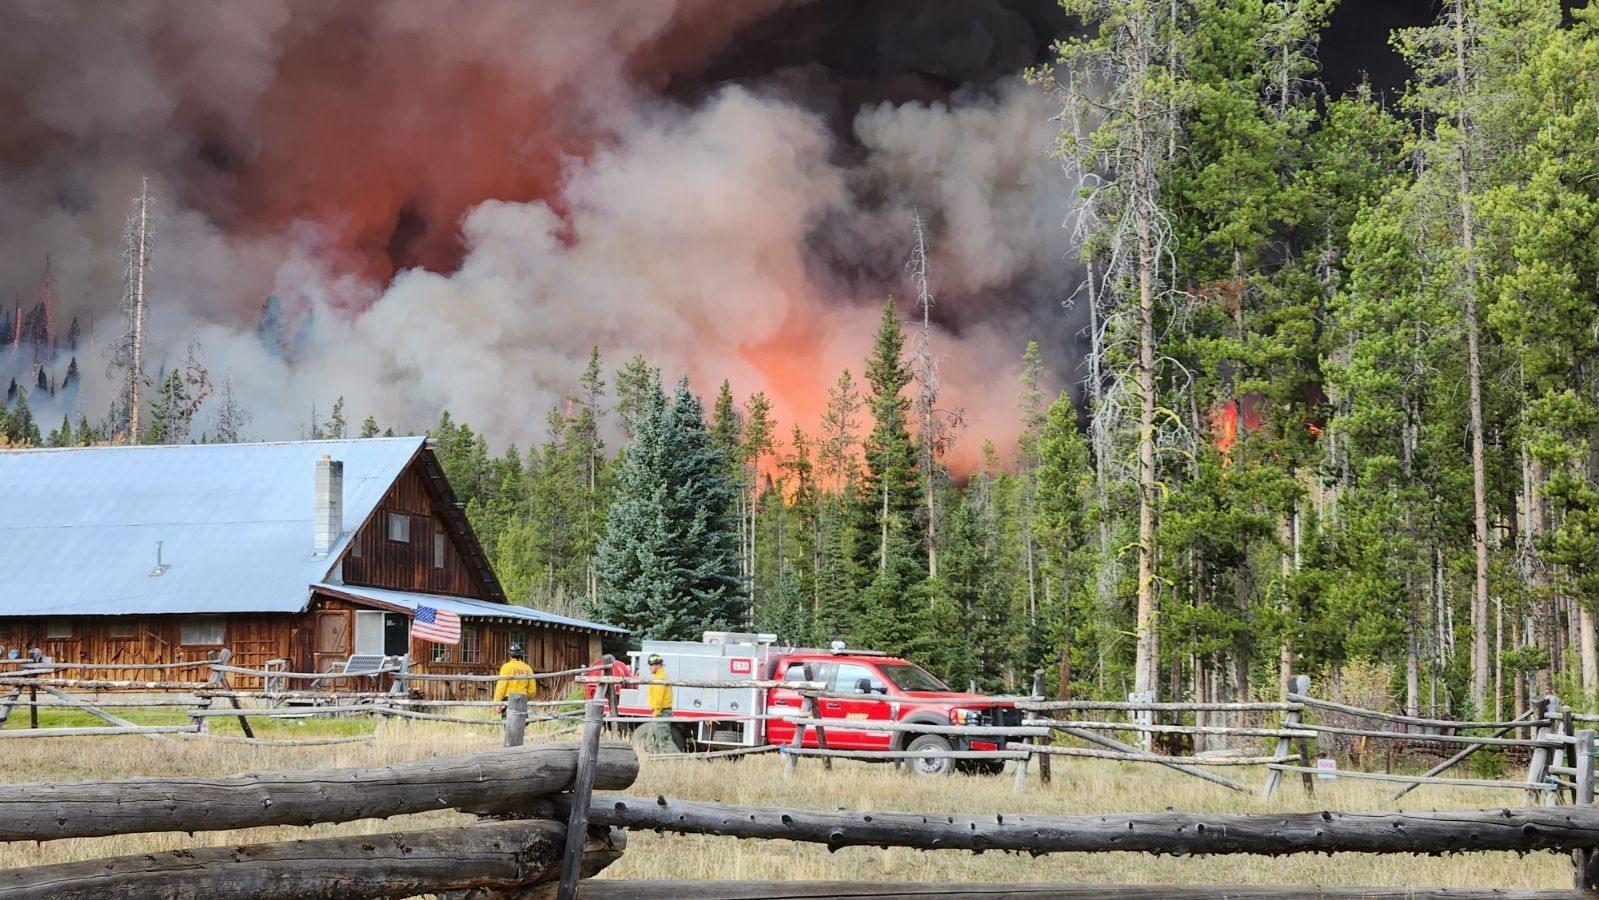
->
0, 438, 425, 616
314, 583, 627, 634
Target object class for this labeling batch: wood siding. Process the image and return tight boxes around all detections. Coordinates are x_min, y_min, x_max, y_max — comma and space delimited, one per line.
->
340, 467, 485, 597
0, 614, 293, 688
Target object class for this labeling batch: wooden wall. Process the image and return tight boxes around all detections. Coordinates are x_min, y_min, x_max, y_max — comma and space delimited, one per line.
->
0, 614, 293, 688
0, 603, 605, 700
340, 467, 484, 597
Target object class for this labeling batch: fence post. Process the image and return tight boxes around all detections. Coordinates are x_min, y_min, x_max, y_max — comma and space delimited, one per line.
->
782, 694, 814, 779
1525, 695, 1560, 805
503, 693, 528, 748
1128, 689, 1155, 751
1031, 669, 1051, 785
26, 649, 40, 730
557, 699, 604, 900
208, 649, 255, 739
1574, 729, 1595, 890
1262, 674, 1308, 800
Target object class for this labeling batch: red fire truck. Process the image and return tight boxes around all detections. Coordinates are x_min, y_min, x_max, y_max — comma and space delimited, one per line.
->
609, 632, 1021, 776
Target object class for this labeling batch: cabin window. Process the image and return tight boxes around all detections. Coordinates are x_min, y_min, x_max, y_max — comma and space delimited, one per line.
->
433, 533, 446, 569
45, 620, 72, 640
387, 513, 410, 543
180, 616, 225, 646
107, 620, 136, 640
430, 643, 452, 664
461, 627, 482, 664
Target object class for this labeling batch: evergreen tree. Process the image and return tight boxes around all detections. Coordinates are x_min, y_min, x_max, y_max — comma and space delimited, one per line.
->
845, 302, 927, 656
2, 388, 39, 446
595, 377, 746, 638
144, 368, 193, 445
360, 416, 380, 438
328, 397, 347, 439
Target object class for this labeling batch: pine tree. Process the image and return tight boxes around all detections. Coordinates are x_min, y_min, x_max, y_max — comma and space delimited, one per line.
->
844, 302, 927, 656
360, 416, 380, 438
614, 355, 658, 440
144, 369, 193, 445
1049, 0, 1188, 697
328, 397, 347, 439
595, 377, 746, 638
2, 388, 40, 446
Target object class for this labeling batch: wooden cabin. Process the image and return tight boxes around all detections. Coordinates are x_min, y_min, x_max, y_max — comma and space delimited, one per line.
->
0, 437, 624, 698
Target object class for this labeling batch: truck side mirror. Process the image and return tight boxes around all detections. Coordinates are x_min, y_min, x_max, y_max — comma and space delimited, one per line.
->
854, 678, 873, 695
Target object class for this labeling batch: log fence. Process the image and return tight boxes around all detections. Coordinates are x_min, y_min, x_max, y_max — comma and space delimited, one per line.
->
0, 740, 635, 897
4, 662, 1599, 896
0, 655, 1582, 807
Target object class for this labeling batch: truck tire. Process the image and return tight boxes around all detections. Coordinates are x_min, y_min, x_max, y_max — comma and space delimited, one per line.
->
956, 759, 1005, 776
905, 734, 954, 776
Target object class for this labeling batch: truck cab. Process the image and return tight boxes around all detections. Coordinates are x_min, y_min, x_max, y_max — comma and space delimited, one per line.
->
764, 651, 1021, 774
611, 632, 1019, 776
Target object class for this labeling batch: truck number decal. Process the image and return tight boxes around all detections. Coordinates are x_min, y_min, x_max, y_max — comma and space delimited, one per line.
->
845, 712, 868, 719
728, 658, 752, 674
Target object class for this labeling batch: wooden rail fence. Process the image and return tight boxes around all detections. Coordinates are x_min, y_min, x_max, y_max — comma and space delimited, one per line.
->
0, 739, 635, 898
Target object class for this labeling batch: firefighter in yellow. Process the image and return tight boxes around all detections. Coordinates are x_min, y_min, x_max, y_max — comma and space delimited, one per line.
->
494, 643, 535, 717
646, 653, 672, 717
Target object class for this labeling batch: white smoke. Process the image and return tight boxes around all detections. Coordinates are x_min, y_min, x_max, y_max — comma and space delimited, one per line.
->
2, 2, 1074, 467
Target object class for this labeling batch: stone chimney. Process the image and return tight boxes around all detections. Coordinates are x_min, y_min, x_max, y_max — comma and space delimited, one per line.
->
314, 455, 344, 555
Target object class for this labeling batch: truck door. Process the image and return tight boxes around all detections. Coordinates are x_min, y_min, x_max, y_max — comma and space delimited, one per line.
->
767, 661, 833, 747
818, 662, 893, 750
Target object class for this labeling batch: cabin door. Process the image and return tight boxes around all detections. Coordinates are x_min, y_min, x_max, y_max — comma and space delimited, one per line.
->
312, 611, 351, 674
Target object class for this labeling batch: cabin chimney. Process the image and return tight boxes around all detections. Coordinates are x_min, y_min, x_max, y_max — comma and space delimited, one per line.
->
314, 455, 344, 555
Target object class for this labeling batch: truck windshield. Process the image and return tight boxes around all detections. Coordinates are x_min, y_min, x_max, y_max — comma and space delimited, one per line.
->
878, 663, 950, 692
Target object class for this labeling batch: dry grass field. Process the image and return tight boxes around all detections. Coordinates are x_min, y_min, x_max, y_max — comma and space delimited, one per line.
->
0, 717, 1571, 893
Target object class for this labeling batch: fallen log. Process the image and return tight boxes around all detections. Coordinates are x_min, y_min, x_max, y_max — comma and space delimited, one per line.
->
0, 819, 624, 900
570, 882, 1587, 899
0, 741, 637, 842
554, 795, 1599, 855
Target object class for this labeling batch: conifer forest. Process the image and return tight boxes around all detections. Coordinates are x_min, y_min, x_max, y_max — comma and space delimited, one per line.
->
5, 0, 1599, 723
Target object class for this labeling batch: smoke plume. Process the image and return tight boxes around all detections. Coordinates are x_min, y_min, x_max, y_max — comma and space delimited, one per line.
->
0, 0, 1078, 468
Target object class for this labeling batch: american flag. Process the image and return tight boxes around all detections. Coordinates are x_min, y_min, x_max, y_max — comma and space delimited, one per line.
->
413, 605, 461, 645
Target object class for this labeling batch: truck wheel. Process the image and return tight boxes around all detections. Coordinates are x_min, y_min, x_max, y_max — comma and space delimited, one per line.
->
956, 760, 1005, 776
905, 734, 954, 776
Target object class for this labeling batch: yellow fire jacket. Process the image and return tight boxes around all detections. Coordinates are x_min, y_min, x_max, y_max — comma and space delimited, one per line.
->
647, 666, 673, 715
493, 658, 535, 701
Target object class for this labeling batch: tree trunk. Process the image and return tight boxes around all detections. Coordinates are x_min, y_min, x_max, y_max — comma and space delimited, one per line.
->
1278, 508, 1296, 698
1451, 0, 1492, 717
1132, 2, 1160, 699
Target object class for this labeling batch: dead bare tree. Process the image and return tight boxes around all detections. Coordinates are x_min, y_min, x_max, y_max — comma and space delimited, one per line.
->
107, 178, 154, 443
906, 212, 964, 580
